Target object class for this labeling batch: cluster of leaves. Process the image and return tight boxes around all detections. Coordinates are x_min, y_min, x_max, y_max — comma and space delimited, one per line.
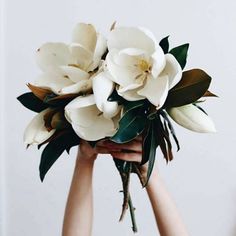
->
17, 84, 81, 181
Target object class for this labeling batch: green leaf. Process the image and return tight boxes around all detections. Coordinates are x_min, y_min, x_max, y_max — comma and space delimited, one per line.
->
39, 130, 80, 181
164, 69, 212, 108
110, 106, 147, 144
144, 120, 159, 186
169, 43, 189, 69
17, 92, 49, 112
123, 99, 147, 114
160, 110, 180, 151
107, 89, 127, 105
159, 36, 169, 54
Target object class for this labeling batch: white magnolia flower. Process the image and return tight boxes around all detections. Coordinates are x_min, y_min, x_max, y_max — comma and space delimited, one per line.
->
34, 23, 107, 95
167, 104, 216, 133
105, 27, 182, 109
24, 109, 56, 145
65, 94, 120, 141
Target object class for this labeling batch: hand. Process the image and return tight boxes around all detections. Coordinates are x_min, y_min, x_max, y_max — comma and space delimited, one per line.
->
76, 139, 124, 164
98, 136, 149, 176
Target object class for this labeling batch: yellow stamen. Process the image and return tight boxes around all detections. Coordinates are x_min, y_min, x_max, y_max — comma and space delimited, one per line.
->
138, 59, 150, 72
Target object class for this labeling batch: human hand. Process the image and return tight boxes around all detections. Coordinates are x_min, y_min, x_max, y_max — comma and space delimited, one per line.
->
76, 139, 123, 164
99, 136, 149, 177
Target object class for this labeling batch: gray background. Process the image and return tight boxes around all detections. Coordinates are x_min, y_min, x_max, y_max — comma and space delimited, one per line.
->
1, 0, 236, 235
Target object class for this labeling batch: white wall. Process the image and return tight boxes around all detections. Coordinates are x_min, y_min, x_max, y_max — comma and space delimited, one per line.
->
1, 0, 236, 235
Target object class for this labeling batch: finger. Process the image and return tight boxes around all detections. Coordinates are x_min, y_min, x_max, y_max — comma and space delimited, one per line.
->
95, 146, 122, 154
106, 140, 142, 152
110, 151, 142, 163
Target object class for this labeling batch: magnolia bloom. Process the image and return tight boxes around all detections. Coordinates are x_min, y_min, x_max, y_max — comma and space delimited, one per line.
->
24, 109, 55, 145
64, 71, 120, 141
34, 23, 107, 95
167, 104, 216, 133
105, 27, 182, 109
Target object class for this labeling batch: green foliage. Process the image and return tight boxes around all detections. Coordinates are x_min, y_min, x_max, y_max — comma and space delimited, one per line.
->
142, 120, 159, 186
39, 130, 80, 181
159, 36, 170, 54
164, 69, 211, 108
107, 89, 127, 105
169, 43, 189, 69
17, 92, 49, 112
110, 101, 147, 143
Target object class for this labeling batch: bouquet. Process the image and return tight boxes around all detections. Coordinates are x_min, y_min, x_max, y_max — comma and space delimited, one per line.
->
17, 22, 216, 232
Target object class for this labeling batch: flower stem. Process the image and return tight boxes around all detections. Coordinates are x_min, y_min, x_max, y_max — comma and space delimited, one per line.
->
128, 195, 138, 233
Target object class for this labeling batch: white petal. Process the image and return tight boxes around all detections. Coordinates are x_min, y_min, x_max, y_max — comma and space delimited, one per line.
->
138, 75, 169, 108
118, 85, 145, 101
60, 79, 92, 94
34, 72, 74, 95
92, 72, 119, 118
108, 27, 156, 54
161, 54, 182, 89
117, 48, 148, 66
106, 49, 142, 87
23, 109, 55, 145
88, 33, 107, 71
72, 23, 97, 53
36, 43, 71, 72
59, 65, 90, 83
167, 104, 216, 133
70, 44, 93, 71
151, 45, 166, 78
65, 95, 116, 141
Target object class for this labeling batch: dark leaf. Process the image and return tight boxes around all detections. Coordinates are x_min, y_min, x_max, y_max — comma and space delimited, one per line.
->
123, 99, 147, 114
164, 69, 212, 108
107, 89, 127, 105
141, 123, 152, 165
157, 116, 174, 162
193, 103, 208, 115
169, 43, 189, 69
159, 36, 169, 54
110, 106, 147, 143
37, 129, 69, 149
144, 120, 159, 186
160, 110, 180, 151
39, 130, 80, 181
17, 92, 49, 112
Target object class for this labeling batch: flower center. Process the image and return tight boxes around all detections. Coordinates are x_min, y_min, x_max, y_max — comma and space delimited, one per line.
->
138, 59, 150, 73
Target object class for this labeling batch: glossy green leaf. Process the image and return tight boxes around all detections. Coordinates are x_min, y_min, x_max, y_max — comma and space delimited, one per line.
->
110, 106, 147, 144
107, 89, 126, 105
159, 36, 169, 54
164, 69, 212, 108
123, 99, 147, 114
169, 43, 189, 69
144, 120, 159, 186
17, 92, 49, 112
39, 130, 80, 181
160, 110, 180, 151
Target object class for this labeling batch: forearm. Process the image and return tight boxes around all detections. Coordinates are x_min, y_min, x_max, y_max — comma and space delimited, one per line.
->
146, 169, 189, 236
62, 158, 95, 236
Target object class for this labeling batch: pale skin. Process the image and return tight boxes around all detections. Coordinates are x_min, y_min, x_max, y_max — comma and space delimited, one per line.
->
62, 138, 189, 236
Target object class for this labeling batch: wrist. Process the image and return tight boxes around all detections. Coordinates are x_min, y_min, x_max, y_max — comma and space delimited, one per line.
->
76, 152, 97, 165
